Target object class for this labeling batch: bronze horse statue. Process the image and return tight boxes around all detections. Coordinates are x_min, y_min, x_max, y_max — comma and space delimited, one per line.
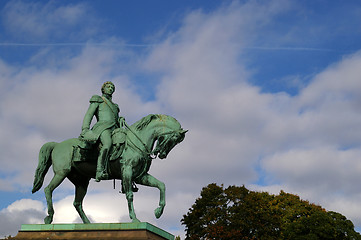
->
32, 114, 187, 224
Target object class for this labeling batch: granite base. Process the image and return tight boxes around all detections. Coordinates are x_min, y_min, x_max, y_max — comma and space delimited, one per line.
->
13, 222, 174, 240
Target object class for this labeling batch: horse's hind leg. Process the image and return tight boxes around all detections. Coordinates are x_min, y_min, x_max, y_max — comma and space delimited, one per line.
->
68, 175, 91, 223
44, 172, 67, 224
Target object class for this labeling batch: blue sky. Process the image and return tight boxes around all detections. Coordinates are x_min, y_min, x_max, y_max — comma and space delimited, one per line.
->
1, 0, 361, 238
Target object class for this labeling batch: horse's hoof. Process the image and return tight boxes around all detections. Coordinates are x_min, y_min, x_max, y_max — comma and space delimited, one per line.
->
132, 218, 141, 223
44, 216, 53, 224
83, 218, 91, 224
154, 206, 164, 219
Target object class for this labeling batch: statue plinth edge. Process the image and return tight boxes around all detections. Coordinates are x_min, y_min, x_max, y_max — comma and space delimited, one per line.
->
12, 222, 174, 240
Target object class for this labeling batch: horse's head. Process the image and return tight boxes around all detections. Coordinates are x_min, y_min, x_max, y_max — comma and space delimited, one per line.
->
153, 128, 187, 159
131, 114, 187, 159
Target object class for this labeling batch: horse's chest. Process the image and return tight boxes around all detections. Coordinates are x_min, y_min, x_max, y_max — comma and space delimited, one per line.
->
132, 159, 152, 180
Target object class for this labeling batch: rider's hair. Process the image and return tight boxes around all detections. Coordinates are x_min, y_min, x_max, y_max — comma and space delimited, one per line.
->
101, 81, 115, 94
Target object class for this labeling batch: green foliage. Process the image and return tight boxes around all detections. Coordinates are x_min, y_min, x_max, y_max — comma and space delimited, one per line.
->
284, 211, 361, 240
181, 184, 361, 240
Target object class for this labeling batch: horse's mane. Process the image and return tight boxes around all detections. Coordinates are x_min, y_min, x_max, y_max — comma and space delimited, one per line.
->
132, 114, 180, 132
134, 114, 161, 131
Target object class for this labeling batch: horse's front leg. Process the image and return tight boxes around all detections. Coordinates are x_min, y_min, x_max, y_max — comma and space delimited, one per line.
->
122, 165, 140, 222
136, 173, 165, 219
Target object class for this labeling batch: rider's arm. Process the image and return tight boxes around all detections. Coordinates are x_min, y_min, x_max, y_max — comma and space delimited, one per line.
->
81, 95, 103, 134
81, 103, 98, 132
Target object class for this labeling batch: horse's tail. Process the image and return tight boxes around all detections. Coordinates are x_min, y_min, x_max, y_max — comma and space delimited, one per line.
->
32, 142, 57, 194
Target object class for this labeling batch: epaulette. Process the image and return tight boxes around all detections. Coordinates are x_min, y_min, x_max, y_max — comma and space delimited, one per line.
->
89, 95, 103, 103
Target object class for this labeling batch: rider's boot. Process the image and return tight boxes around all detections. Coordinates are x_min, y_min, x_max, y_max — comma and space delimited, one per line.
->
95, 148, 109, 182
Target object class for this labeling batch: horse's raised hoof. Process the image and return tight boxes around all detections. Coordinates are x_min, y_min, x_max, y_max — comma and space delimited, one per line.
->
154, 206, 164, 219
44, 215, 53, 224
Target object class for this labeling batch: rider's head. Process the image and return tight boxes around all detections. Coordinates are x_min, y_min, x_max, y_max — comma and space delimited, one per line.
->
101, 81, 115, 95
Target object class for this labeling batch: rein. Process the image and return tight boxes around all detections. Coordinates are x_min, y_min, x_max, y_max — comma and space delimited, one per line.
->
124, 122, 155, 159
101, 96, 153, 158
123, 121, 180, 159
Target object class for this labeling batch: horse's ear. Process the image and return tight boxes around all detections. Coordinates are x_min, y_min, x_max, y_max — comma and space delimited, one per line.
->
181, 129, 188, 134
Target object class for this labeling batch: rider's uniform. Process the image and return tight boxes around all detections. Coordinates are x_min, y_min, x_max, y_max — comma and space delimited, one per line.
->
81, 94, 120, 181
82, 95, 120, 138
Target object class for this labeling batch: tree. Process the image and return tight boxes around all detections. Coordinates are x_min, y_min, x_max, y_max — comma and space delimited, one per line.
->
181, 184, 361, 240
181, 184, 281, 239
283, 211, 361, 240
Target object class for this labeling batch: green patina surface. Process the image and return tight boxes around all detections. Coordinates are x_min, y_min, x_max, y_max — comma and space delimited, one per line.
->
32, 82, 187, 224
20, 222, 174, 240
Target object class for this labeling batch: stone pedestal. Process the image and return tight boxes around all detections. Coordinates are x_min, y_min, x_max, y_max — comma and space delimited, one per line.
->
13, 222, 174, 240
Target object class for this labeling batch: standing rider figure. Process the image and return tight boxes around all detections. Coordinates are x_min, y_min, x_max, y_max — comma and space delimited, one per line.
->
80, 81, 123, 182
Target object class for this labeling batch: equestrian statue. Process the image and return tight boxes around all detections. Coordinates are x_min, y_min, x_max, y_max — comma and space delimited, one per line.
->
31, 81, 187, 224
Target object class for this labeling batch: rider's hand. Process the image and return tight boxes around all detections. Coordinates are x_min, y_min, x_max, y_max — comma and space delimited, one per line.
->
119, 117, 125, 127
81, 128, 89, 137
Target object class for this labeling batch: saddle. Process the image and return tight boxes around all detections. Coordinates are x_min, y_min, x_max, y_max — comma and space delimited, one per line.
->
73, 128, 126, 163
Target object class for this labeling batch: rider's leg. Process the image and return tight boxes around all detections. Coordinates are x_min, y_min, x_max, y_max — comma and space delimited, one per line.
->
95, 130, 112, 182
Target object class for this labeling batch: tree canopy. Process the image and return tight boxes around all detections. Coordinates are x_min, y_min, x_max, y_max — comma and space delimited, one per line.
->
181, 183, 361, 240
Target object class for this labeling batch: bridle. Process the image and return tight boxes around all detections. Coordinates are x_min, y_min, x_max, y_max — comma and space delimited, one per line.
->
124, 122, 184, 159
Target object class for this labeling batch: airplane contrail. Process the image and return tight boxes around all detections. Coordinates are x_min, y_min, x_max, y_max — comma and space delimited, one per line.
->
0, 42, 156, 47
0, 42, 352, 53
243, 46, 349, 53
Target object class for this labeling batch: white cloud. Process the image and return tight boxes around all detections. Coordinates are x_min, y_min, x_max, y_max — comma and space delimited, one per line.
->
143, 0, 361, 232
0, 199, 44, 237
141, 2, 295, 194
263, 147, 361, 194
6, 199, 44, 212
2, 0, 96, 40
256, 53, 361, 227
